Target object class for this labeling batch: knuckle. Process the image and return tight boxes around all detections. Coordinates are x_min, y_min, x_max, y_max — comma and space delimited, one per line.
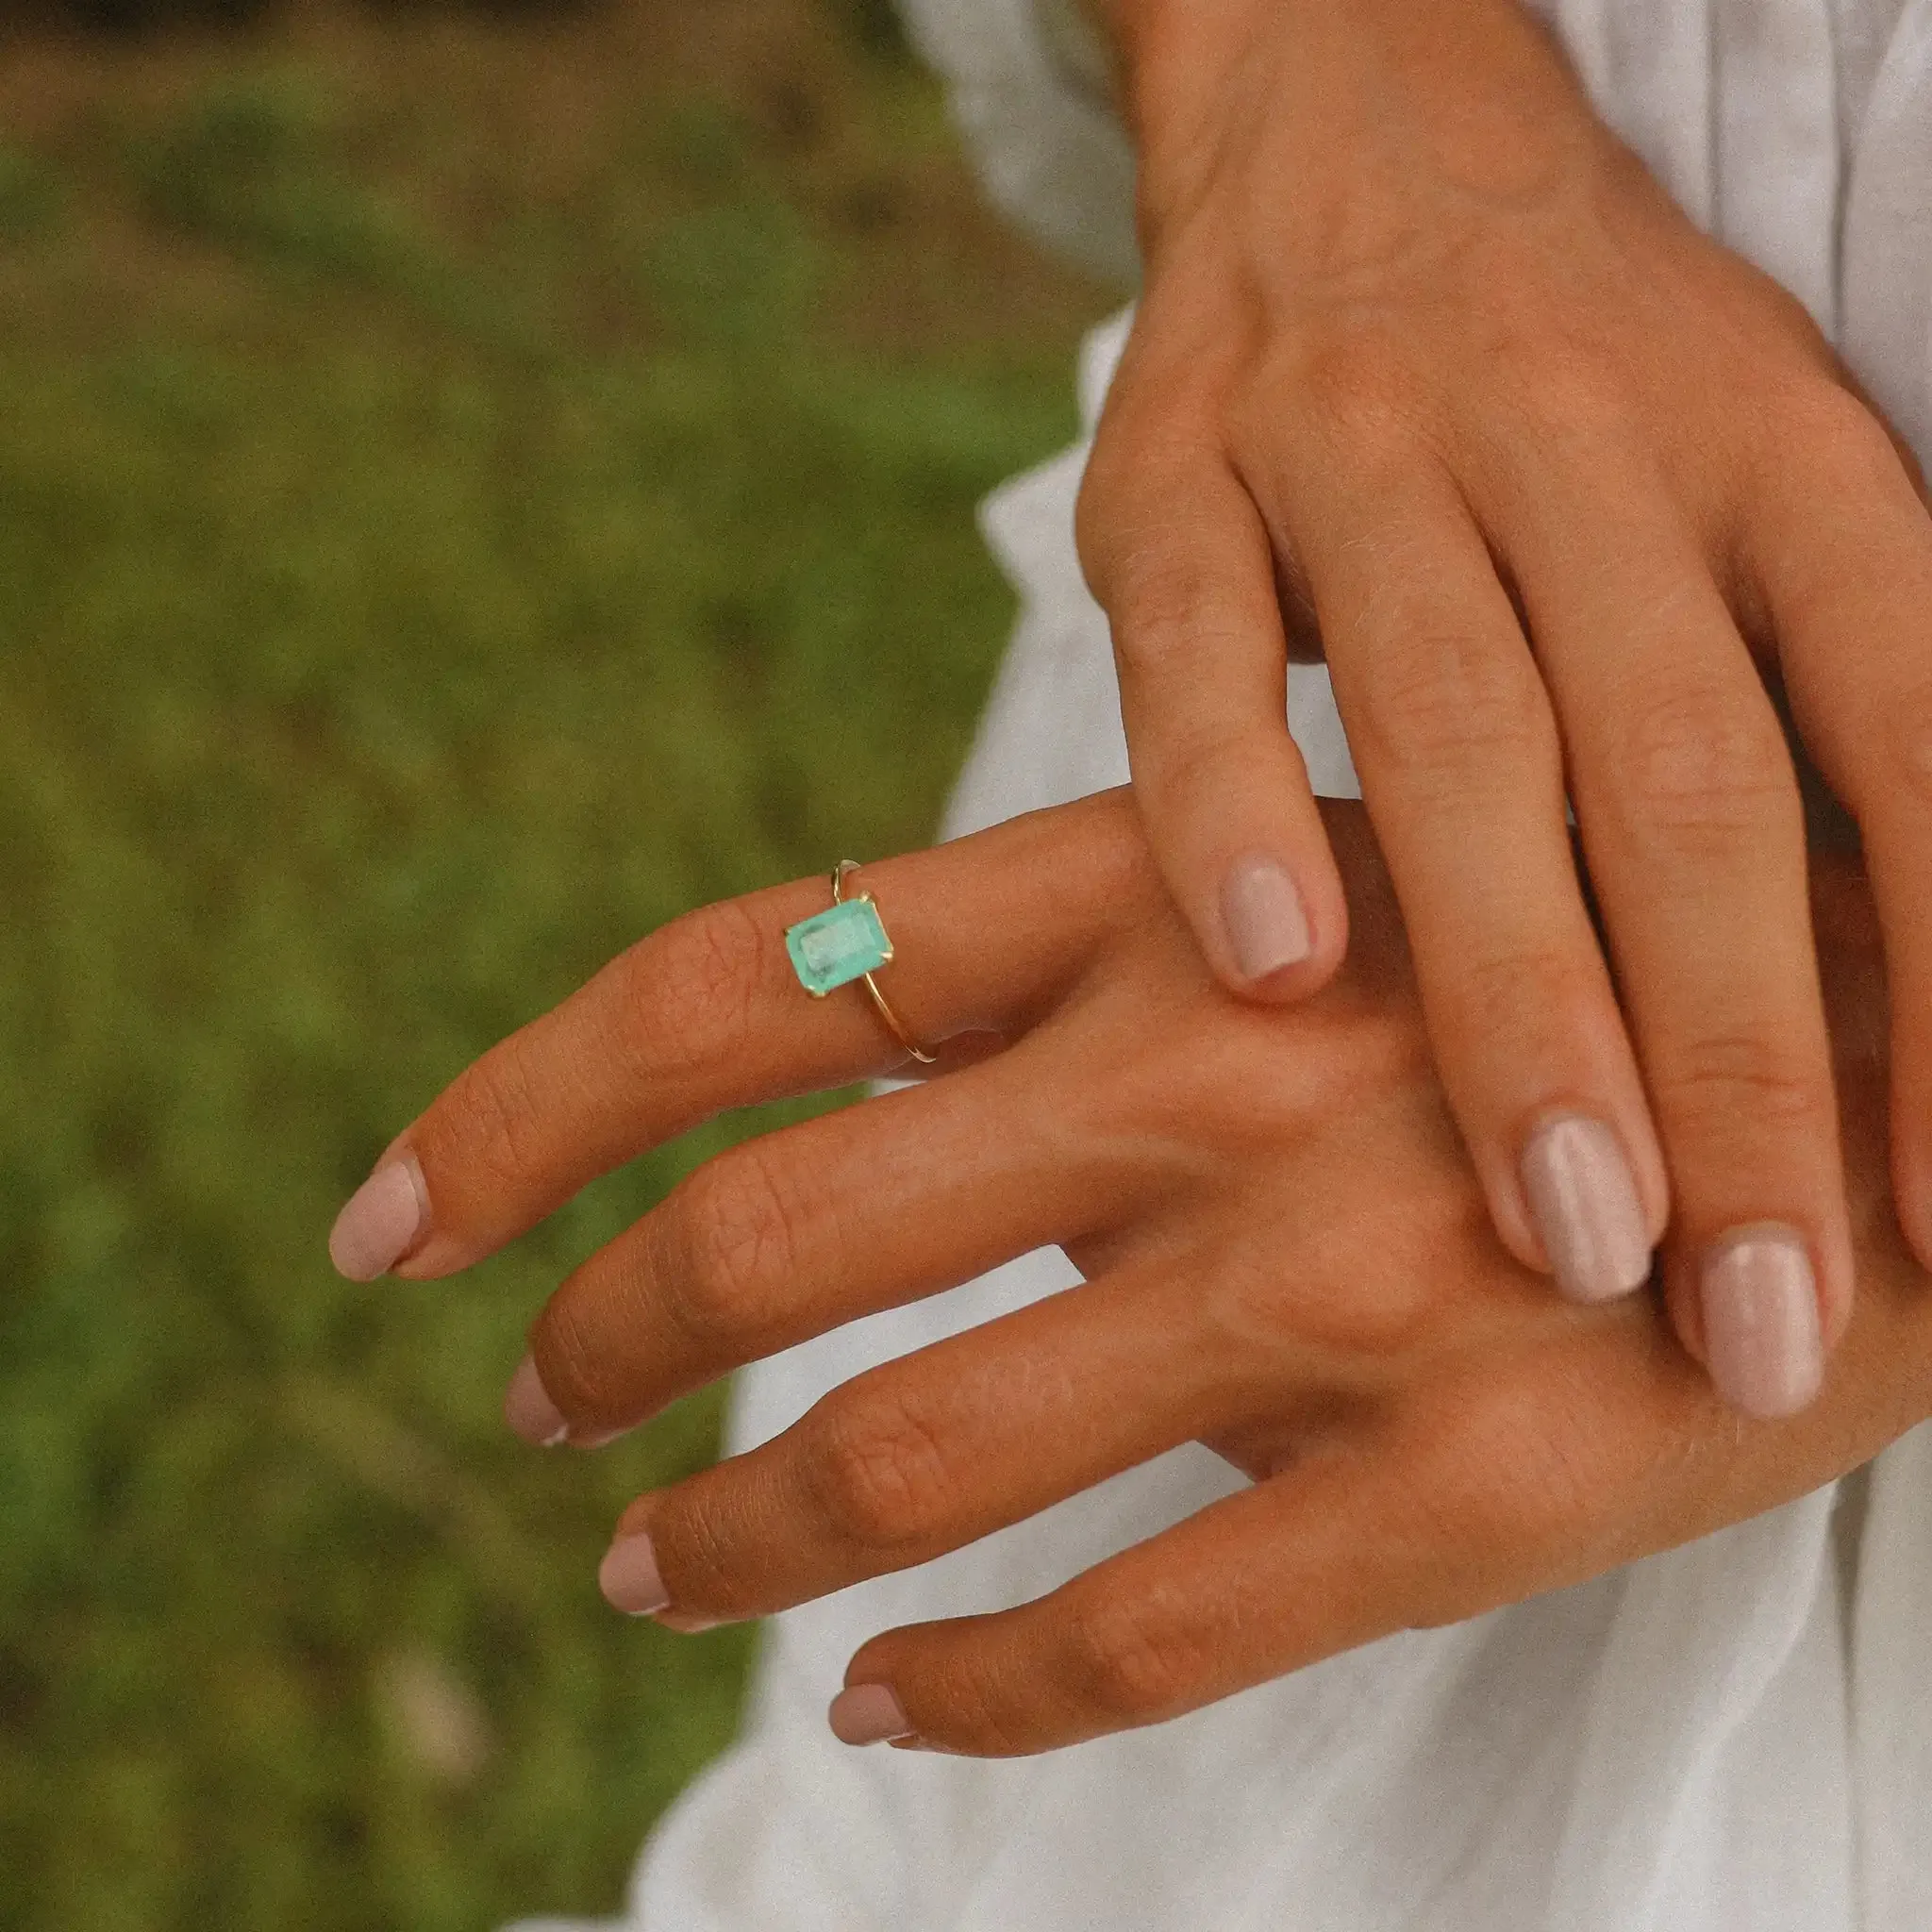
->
1074, 445, 1133, 581
1106, 549, 1247, 677
1611, 687, 1795, 847
1289, 336, 1421, 447
1075, 410, 1161, 529
1657, 1027, 1833, 1137
440, 1029, 551, 1188
1394, 1384, 1583, 1605
662, 1148, 801, 1351
1450, 944, 1601, 1058
1205, 1160, 1490, 1364
1152, 724, 1273, 823
1075, 406, 1220, 597
1500, 347, 1628, 446
532, 1277, 630, 1419
803, 1386, 958, 1553
1345, 630, 1554, 783
618, 899, 768, 1083
1203, 1232, 1434, 1362
904, 1643, 1034, 1758
1781, 381, 1903, 487
1061, 1593, 1206, 1727
645, 1481, 741, 1608
1084, 788, 1163, 908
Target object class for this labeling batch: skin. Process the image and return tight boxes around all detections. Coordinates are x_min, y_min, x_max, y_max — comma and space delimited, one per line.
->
365, 792, 1931, 1757
1067, 0, 1932, 1383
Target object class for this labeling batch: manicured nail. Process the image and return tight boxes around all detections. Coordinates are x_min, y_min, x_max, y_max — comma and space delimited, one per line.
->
598, 1532, 670, 1616
504, 1354, 568, 1447
1520, 1113, 1653, 1304
328, 1154, 428, 1281
1700, 1224, 1824, 1419
827, 1683, 914, 1746
655, 1609, 728, 1635
1220, 856, 1312, 983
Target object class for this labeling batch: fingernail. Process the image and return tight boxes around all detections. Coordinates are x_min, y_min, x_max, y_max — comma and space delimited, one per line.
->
504, 1354, 569, 1447
655, 1609, 728, 1635
1520, 1113, 1653, 1304
598, 1531, 670, 1616
1700, 1224, 1824, 1419
1220, 856, 1312, 982
827, 1683, 915, 1746
327, 1154, 428, 1281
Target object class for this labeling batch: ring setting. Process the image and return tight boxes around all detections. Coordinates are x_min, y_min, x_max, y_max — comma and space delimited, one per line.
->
784, 861, 936, 1064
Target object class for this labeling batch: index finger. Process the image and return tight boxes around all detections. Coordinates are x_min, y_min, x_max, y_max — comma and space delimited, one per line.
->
325, 791, 1145, 1282
1081, 434, 1350, 1002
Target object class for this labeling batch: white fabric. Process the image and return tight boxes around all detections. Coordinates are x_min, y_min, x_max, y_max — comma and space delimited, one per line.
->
511, 6, 1932, 1927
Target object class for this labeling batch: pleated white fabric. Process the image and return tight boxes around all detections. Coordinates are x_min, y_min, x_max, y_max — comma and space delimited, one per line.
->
509, 7, 1932, 1926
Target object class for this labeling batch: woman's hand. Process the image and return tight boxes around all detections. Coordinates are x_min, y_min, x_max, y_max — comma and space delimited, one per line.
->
327, 792, 1932, 1755
1074, 0, 1932, 1390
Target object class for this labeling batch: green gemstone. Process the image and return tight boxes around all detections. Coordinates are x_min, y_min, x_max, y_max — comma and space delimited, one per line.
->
785, 896, 892, 996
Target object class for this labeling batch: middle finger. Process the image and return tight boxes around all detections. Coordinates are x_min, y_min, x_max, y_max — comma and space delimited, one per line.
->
522, 1040, 1150, 1442
592, 1256, 1291, 1627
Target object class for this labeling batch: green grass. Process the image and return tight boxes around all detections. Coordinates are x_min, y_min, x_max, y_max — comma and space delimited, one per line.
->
0, 8, 1101, 1925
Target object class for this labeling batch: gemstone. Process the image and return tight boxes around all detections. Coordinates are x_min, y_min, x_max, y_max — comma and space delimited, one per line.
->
785, 895, 893, 996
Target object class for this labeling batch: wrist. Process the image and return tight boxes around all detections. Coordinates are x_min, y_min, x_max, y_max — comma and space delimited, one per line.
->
1086, 0, 1592, 243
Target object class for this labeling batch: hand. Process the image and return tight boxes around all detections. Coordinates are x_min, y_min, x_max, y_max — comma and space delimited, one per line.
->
327, 792, 1932, 1755
1073, 0, 1932, 1389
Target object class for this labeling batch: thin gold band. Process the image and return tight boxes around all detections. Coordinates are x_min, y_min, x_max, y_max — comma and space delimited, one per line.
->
832, 860, 937, 1065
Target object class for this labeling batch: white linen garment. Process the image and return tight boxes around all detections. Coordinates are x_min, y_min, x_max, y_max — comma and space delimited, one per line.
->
511, 6, 1932, 1927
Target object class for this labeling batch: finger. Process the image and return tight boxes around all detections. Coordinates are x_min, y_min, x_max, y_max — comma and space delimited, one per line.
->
325, 791, 1146, 1282
826, 1427, 1485, 1756
1490, 455, 1849, 1416
524, 1043, 1156, 1443
1079, 432, 1348, 1001
591, 1255, 1299, 1618
1745, 395, 1932, 1274
1281, 452, 1668, 1307
833, 1255, 1886, 1757
587, 1267, 1243, 1615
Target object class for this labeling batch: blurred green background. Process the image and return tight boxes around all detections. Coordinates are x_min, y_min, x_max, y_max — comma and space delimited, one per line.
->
0, 3, 1105, 1924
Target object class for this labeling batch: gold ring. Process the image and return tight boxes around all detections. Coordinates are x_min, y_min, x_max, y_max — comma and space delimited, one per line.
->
783, 860, 936, 1065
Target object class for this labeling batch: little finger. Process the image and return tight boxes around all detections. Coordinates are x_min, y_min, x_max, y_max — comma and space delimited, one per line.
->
1079, 437, 1348, 999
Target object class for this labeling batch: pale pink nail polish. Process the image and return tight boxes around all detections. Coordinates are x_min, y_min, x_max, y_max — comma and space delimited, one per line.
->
1700, 1224, 1824, 1420
599, 1532, 670, 1616
328, 1155, 428, 1281
827, 1683, 915, 1746
1520, 1114, 1653, 1304
655, 1609, 728, 1635
1220, 856, 1312, 983
504, 1354, 568, 1448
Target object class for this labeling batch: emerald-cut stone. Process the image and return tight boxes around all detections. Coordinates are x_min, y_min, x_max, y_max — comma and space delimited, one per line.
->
785, 896, 893, 996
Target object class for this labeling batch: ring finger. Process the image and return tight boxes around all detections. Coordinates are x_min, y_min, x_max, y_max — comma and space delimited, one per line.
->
593, 1257, 1292, 1627
326, 792, 1146, 1283
1489, 452, 1850, 1418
